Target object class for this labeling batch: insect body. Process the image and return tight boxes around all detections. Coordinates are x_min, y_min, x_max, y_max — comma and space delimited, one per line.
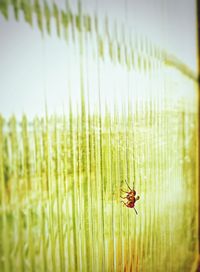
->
120, 180, 140, 214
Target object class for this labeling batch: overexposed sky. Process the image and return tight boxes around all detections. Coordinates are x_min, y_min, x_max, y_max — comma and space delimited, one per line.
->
0, 0, 197, 118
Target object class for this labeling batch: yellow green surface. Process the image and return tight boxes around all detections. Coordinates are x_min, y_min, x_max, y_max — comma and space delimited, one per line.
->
0, 86, 198, 271
0, 1, 199, 271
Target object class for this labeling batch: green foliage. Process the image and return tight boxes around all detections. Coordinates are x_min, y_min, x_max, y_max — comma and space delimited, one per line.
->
61, 10, 69, 30
53, 3, 60, 36
0, 93, 198, 271
83, 15, 91, 32
98, 37, 104, 59
75, 14, 81, 32
11, 0, 20, 21
44, 1, 51, 34
117, 42, 121, 63
0, 0, 8, 20
109, 41, 114, 61
21, 0, 32, 25
34, 0, 43, 33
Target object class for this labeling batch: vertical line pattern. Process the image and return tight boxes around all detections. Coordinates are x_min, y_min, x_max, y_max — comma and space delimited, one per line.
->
0, 0, 199, 271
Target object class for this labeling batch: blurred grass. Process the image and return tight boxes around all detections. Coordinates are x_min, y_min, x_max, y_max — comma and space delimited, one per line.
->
0, 0, 199, 271
0, 90, 199, 271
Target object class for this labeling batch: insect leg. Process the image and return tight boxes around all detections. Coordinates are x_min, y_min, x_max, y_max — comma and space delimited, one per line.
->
133, 207, 138, 215
120, 196, 127, 199
120, 189, 129, 193
125, 179, 133, 191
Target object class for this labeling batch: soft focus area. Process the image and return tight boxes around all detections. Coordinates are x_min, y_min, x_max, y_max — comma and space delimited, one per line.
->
0, 1, 199, 271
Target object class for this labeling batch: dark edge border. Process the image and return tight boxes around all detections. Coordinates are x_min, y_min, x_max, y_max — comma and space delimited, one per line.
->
197, 0, 200, 271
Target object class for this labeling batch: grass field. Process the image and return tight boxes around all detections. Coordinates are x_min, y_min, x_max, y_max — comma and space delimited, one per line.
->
0, 86, 199, 271
0, 1, 199, 271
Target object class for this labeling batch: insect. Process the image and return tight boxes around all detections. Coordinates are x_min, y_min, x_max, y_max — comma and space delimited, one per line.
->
120, 180, 140, 214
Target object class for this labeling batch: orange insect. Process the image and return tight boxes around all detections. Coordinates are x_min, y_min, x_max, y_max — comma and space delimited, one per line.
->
120, 180, 140, 214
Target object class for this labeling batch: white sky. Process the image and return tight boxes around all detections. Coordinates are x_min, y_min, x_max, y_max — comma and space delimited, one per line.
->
0, 0, 197, 118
